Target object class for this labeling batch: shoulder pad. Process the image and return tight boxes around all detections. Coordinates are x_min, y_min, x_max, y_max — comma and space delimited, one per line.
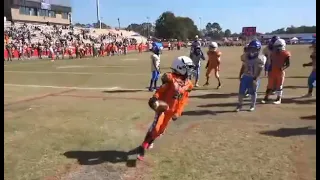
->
161, 72, 173, 84
285, 50, 291, 57
258, 54, 267, 61
257, 55, 267, 64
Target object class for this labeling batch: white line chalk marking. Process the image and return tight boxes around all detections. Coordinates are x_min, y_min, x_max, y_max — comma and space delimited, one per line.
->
4, 84, 147, 91
56, 65, 135, 69
3, 83, 312, 99
4, 70, 148, 76
121, 58, 139, 61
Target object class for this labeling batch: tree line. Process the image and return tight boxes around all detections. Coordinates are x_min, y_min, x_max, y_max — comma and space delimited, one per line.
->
73, 11, 316, 40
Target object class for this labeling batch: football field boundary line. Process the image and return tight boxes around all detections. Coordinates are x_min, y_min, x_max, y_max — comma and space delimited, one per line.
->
4, 70, 148, 76
4, 83, 313, 99
4, 83, 147, 91
4, 89, 76, 108
56, 65, 142, 69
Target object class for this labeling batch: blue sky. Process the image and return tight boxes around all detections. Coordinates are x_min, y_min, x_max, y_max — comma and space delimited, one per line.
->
71, 0, 316, 33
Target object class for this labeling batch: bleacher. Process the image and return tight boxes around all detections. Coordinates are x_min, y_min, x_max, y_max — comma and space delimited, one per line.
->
4, 21, 148, 45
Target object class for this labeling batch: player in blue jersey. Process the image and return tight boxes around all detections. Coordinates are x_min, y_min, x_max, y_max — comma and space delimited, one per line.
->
148, 45, 161, 91
236, 40, 266, 112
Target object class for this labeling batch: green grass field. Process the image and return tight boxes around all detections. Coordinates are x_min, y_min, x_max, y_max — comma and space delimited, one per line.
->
4, 46, 316, 180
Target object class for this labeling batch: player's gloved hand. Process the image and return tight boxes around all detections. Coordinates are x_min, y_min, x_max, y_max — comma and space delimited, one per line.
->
205, 62, 209, 69
148, 96, 158, 110
252, 78, 258, 89
302, 63, 307, 67
172, 114, 179, 121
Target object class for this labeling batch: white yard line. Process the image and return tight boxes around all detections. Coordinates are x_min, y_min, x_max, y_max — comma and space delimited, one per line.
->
4, 70, 148, 76
121, 58, 139, 61
4, 83, 147, 91
56, 65, 137, 69
4, 83, 311, 98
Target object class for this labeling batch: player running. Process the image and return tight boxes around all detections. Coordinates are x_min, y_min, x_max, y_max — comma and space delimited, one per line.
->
137, 56, 194, 160
236, 40, 266, 112
302, 40, 316, 97
190, 46, 205, 87
203, 42, 222, 89
148, 45, 161, 91
261, 38, 291, 104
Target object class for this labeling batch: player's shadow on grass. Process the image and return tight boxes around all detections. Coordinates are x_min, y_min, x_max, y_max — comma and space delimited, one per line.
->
225, 76, 307, 80
281, 98, 316, 105
182, 109, 235, 116
197, 102, 238, 108
300, 115, 316, 120
190, 93, 238, 99
63, 147, 141, 167
260, 126, 316, 137
102, 90, 144, 93
283, 85, 307, 89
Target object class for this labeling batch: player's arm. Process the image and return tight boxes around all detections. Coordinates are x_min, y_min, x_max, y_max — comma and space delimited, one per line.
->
174, 83, 193, 119
253, 56, 266, 80
161, 72, 173, 84
148, 83, 169, 110
304, 53, 316, 67
205, 52, 210, 68
303, 62, 313, 67
217, 52, 222, 65
200, 51, 205, 60
152, 55, 160, 72
282, 53, 291, 70
239, 63, 245, 80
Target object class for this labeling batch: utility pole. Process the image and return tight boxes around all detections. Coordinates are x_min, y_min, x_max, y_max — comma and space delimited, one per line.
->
147, 16, 150, 38
199, 17, 202, 33
117, 18, 120, 29
96, 0, 101, 29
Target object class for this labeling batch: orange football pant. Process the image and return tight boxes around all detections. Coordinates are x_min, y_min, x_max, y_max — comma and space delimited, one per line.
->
143, 110, 174, 145
267, 71, 285, 90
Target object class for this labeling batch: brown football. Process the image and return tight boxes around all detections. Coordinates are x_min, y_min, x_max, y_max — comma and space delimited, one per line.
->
155, 100, 169, 113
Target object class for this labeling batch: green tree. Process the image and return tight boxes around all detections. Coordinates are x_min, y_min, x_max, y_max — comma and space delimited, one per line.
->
155, 11, 199, 40
74, 23, 86, 28
126, 22, 155, 37
267, 25, 316, 34
92, 21, 111, 29
224, 29, 232, 37
205, 22, 223, 39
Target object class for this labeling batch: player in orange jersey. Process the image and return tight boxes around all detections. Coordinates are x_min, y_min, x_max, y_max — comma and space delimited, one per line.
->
204, 42, 222, 89
261, 39, 291, 104
137, 56, 194, 161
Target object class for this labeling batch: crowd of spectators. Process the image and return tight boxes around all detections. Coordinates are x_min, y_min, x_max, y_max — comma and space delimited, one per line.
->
4, 21, 144, 61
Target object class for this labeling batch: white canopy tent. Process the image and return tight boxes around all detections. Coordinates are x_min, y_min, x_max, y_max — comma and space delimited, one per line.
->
290, 37, 299, 44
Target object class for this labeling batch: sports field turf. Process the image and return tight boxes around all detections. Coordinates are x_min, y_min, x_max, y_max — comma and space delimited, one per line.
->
4, 45, 316, 180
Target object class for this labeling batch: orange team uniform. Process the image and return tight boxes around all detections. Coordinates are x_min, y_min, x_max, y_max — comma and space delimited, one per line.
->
267, 50, 291, 90
144, 72, 193, 144
206, 50, 222, 77
112, 44, 117, 53
138, 43, 143, 53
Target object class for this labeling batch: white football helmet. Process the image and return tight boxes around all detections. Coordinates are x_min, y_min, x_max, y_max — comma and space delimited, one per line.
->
171, 56, 195, 77
273, 39, 286, 51
209, 42, 218, 49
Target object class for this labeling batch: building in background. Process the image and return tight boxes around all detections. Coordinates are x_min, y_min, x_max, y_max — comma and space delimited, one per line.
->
4, 0, 72, 25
